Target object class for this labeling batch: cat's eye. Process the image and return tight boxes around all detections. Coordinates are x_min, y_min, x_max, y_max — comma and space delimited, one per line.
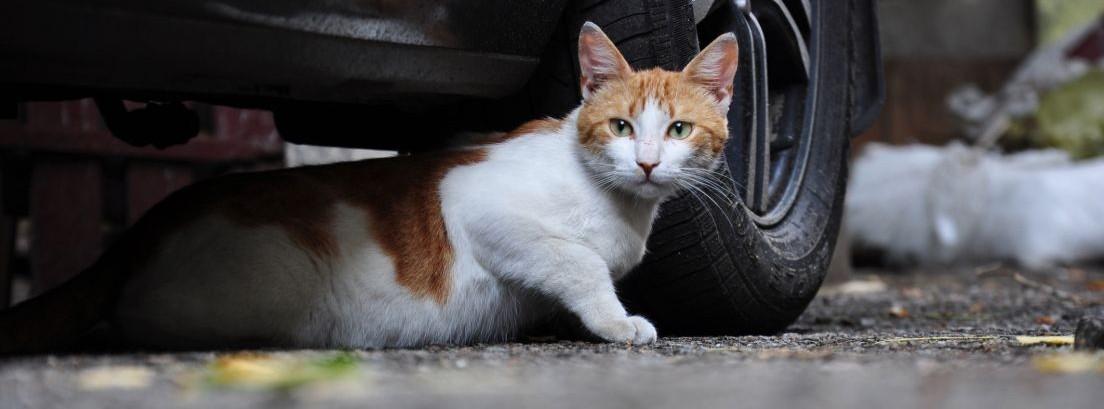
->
667, 121, 694, 139
609, 119, 634, 137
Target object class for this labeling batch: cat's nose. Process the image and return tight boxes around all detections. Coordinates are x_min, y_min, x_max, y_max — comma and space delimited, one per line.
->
637, 161, 659, 179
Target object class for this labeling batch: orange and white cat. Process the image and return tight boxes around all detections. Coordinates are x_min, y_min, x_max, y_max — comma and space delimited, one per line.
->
1, 23, 738, 351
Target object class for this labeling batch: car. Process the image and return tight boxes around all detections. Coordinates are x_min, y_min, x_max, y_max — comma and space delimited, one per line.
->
0, 0, 884, 336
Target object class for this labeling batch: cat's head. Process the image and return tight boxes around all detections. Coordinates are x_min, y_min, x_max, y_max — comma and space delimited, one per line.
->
575, 22, 738, 200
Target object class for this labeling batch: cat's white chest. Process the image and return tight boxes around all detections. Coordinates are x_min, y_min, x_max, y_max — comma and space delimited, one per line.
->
443, 132, 657, 280
573, 199, 654, 278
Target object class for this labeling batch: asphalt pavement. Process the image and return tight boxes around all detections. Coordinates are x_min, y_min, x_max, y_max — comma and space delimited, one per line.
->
2, 266, 1103, 409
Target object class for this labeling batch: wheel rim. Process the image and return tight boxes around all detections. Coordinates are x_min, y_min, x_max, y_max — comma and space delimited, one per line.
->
708, 0, 820, 227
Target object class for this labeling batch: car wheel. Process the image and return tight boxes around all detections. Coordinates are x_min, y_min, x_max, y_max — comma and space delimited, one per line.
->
618, 0, 853, 335
524, 0, 853, 335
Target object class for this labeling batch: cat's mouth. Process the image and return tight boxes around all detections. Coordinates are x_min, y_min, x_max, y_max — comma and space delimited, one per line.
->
635, 178, 665, 190
638, 174, 672, 187
629, 177, 677, 199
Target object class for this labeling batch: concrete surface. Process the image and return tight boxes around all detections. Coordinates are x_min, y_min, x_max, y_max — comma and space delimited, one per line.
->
2, 266, 1103, 409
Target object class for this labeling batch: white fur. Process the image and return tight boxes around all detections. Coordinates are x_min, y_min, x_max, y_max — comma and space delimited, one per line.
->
846, 142, 1104, 269
113, 107, 724, 348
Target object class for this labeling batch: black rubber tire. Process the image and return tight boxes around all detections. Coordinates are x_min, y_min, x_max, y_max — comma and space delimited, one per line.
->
522, 1, 852, 335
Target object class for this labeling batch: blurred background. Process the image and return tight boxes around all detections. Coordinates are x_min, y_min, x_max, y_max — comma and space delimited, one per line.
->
2, 0, 1104, 305
860, 0, 1102, 150
837, 0, 1104, 279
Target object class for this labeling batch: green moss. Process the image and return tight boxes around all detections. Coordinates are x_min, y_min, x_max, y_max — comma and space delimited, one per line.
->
1036, 0, 1104, 45
1033, 70, 1104, 158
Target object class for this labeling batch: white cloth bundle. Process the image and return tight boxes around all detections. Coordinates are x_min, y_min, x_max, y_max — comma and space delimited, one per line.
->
846, 142, 1104, 269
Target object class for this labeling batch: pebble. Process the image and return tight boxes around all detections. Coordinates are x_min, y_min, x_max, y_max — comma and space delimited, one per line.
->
1074, 316, 1104, 350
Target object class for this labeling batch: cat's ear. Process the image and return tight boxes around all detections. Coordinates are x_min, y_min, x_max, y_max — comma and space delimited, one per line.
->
683, 33, 740, 112
578, 22, 632, 99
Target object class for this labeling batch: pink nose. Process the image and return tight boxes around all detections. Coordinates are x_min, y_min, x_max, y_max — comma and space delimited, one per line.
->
638, 161, 658, 179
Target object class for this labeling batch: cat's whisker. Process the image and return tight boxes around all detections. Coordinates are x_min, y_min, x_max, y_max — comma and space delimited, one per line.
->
680, 171, 735, 194
682, 167, 745, 192
687, 182, 734, 214
673, 179, 713, 214
675, 171, 746, 203
678, 173, 739, 208
675, 179, 731, 217
674, 179, 742, 234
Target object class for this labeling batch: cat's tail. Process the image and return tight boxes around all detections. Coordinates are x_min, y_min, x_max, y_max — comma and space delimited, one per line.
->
0, 254, 126, 355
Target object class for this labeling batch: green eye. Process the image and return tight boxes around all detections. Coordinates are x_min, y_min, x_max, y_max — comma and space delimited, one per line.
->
667, 121, 693, 139
609, 119, 634, 137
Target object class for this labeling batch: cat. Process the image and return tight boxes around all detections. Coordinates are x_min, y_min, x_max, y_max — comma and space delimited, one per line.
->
0, 23, 739, 352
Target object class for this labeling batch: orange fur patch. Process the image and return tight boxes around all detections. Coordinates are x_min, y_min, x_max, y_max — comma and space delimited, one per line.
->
577, 69, 729, 155
340, 150, 486, 304
126, 149, 487, 305
462, 119, 562, 145
507, 118, 562, 139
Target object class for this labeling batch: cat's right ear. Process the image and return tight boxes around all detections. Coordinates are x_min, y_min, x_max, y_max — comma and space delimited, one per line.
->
683, 33, 739, 113
578, 22, 632, 99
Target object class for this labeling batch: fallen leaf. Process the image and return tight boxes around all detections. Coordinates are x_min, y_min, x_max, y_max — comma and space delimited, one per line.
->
822, 278, 887, 296
78, 366, 154, 390
888, 305, 910, 318
968, 303, 985, 314
878, 335, 999, 345
205, 352, 359, 390
900, 287, 925, 300
1032, 353, 1104, 374
1035, 316, 1057, 326
1065, 267, 1088, 282
754, 348, 833, 360
1087, 280, 1104, 292
924, 311, 953, 320
1016, 335, 1074, 346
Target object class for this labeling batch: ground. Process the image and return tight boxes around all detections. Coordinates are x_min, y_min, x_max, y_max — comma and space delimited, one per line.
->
2, 266, 1103, 409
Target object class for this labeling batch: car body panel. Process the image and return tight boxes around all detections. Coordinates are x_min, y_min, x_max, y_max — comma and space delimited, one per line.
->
0, 0, 568, 105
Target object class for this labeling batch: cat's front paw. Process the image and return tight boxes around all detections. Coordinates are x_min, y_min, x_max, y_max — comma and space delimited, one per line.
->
588, 315, 657, 345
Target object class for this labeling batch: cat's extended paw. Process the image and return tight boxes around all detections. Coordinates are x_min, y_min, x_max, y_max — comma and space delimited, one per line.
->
589, 315, 657, 345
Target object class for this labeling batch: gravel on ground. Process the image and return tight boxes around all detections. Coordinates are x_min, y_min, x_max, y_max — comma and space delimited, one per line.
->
2, 265, 1103, 409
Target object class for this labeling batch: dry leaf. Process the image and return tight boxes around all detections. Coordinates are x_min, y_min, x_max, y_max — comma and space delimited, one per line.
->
78, 366, 154, 390
205, 352, 359, 390
822, 278, 887, 296
755, 348, 832, 360
878, 335, 998, 345
1087, 280, 1104, 292
900, 287, 924, 300
1033, 353, 1104, 374
1015, 335, 1074, 346
1035, 316, 1057, 326
888, 305, 910, 318
1065, 267, 1088, 282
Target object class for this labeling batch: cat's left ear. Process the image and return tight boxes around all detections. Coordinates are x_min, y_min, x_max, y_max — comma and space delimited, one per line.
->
578, 22, 632, 99
683, 33, 740, 112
